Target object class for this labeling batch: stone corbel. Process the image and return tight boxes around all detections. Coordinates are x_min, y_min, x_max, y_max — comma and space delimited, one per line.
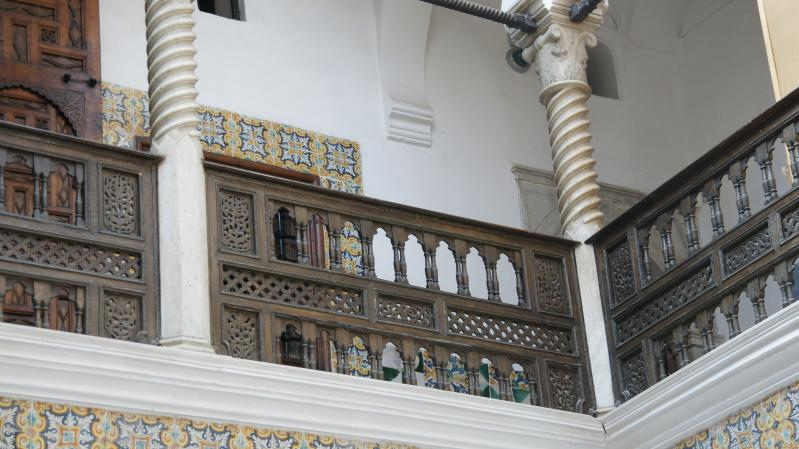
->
374, 0, 434, 147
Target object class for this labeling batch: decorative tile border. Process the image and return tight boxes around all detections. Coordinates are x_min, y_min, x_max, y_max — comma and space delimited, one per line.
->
0, 395, 416, 449
674, 380, 799, 449
101, 83, 362, 195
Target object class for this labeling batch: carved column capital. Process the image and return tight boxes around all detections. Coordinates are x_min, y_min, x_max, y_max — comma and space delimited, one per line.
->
531, 23, 597, 98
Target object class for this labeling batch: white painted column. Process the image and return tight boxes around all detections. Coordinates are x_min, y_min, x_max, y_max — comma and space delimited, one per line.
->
506, 0, 616, 412
145, 0, 212, 352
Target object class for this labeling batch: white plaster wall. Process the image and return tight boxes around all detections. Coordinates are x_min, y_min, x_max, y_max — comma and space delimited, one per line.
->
98, 0, 774, 229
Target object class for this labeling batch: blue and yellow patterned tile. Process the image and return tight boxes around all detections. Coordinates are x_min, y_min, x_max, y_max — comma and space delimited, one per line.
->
182, 420, 231, 449
275, 125, 314, 174
339, 221, 363, 276
1, 397, 23, 449
37, 402, 97, 449
317, 138, 360, 188
158, 416, 185, 449
89, 409, 118, 449
248, 428, 297, 449
110, 412, 165, 449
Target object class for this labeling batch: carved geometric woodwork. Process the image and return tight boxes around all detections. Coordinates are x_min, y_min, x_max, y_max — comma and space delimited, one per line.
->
722, 227, 772, 276
221, 265, 365, 316
615, 263, 715, 345
222, 306, 259, 361
377, 295, 435, 330
607, 239, 636, 304
547, 364, 582, 412
103, 292, 142, 341
102, 170, 138, 235
535, 256, 569, 315
220, 190, 253, 253
446, 307, 575, 354
208, 169, 593, 412
0, 123, 159, 342
0, 227, 142, 279
620, 351, 647, 399
0, 0, 101, 139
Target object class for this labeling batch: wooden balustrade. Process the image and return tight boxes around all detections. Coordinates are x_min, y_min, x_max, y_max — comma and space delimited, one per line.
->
589, 88, 799, 402
206, 161, 593, 413
0, 122, 160, 341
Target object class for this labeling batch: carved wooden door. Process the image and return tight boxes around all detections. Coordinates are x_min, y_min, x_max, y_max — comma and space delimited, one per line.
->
0, 0, 101, 140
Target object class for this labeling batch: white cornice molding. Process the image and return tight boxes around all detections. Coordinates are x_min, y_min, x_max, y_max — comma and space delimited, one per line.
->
604, 302, 799, 449
374, 0, 434, 148
0, 323, 604, 449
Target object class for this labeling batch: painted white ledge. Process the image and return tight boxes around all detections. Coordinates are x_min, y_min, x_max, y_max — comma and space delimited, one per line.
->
2, 303, 796, 448
0, 323, 604, 449
604, 301, 799, 449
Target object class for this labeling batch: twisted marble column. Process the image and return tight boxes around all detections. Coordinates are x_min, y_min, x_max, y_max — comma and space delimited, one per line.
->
145, 0, 212, 351
507, 0, 614, 412
529, 23, 604, 240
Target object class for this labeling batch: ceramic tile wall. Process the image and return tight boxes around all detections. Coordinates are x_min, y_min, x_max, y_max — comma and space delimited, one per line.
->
675, 380, 799, 449
0, 395, 415, 449
101, 83, 362, 195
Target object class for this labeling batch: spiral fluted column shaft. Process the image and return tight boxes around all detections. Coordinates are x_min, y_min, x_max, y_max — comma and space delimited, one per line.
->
542, 80, 603, 240
145, 0, 200, 141
145, 0, 212, 352
511, 8, 615, 412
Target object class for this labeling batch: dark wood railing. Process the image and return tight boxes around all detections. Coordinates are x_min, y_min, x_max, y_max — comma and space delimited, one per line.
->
589, 89, 799, 401
0, 122, 159, 341
206, 161, 593, 413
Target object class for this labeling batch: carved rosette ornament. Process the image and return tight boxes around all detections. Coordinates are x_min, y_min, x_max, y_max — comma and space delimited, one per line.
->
508, 0, 608, 241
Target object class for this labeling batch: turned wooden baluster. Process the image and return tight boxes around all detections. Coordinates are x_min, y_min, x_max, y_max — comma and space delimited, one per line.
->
454, 240, 471, 295
728, 160, 751, 222
656, 340, 669, 381
0, 150, 6, 213
720, 294, 742, 338
671, 325, 689, 368
75, 293, 85, 334
513, 252, 526, 306
484, 246, 500, 302
702, 178, 725, 238
746, 277, 768, 324
295, 222, 309, 264
695, 309, 715, 354
755, 142, 779, 204
328, 228, 342, 272
783, 123, 799, 187
775, 260, 796, 308
75, 180, 85, 226
678, 196, 700, 254
655, 213, 676, 270
391, 241, 408, 284
423, 235, 440, 289
637, 227, 653, 283
309, 340, 317, 370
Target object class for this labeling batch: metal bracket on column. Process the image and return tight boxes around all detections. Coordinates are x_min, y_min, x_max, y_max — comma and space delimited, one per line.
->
570, 0, 603, 23
417, 0, 537, 32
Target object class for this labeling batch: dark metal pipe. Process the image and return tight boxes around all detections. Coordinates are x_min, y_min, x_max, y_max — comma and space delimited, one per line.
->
417, 0, 537, 33
570, 0, 603, 22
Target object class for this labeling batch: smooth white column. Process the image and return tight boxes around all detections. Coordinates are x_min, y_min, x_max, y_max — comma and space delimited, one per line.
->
507, 0, 615, 412
145, 0, 212, 351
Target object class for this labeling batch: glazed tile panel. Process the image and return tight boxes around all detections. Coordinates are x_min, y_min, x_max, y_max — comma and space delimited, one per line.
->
101, 83, 362, 195
0, 396, 416, 449
675, 380, 799, 449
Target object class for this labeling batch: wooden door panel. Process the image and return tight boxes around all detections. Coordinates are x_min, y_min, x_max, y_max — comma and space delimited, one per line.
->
0, 0, 100, 139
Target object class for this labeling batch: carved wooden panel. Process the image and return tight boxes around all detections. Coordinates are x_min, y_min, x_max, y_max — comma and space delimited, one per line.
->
222, 306, 259, 361
782, 206, 799, 240
0, 0, 101, 139
446, 307, 574, 354
1, 276, 34, 325
615, 264, 714, 344
722, 227, 772, 276
547, 364, 582, 412
607, 239, 635, 304
620, 351, 647, 399
219, 190, 253, 254
535, 256, 569, 315
102, 292, 142, 341
0, 227, 141, 279
0, 124, 159, 342
376, 295, 435, 330
221, 265, 365, 316
102, 169, 138, 235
